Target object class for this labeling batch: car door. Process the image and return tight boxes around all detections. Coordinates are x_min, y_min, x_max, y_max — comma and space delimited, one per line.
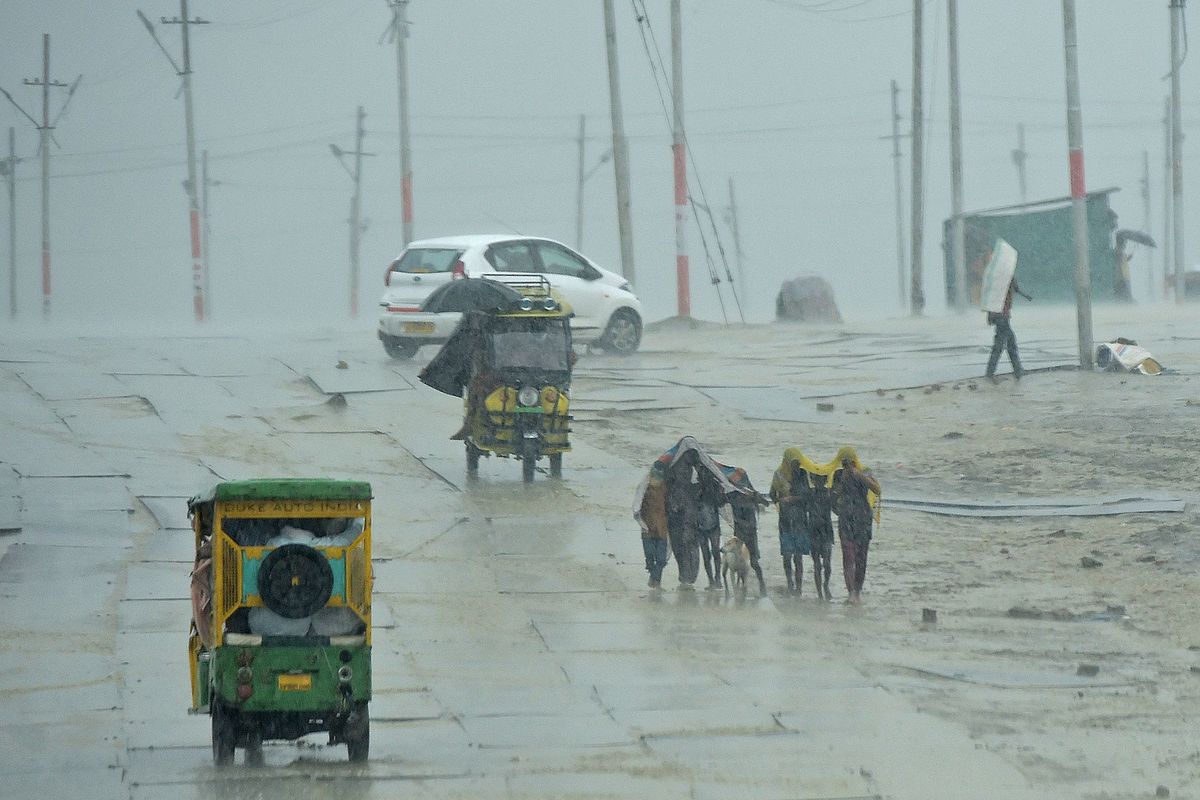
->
530, 241, 605, 330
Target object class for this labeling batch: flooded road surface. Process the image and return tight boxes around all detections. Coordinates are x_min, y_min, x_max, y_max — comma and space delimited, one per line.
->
2, 305, 1197, 799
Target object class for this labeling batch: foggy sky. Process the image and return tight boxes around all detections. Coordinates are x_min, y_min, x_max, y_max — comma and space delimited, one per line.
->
0, 1, 1193, 329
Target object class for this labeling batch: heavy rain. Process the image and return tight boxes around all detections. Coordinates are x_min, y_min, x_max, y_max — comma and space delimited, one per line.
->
1, 2, 1198, 799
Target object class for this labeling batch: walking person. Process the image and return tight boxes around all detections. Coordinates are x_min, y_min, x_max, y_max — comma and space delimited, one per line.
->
695, 480, 723, 589
637, 475, 670, 590
665, 450, 701, 588
807, 462, 837, 601
770, 448, 816, 593
729, 492, 768, 597
985, 275, 1032, 381
831, 446, 881, 604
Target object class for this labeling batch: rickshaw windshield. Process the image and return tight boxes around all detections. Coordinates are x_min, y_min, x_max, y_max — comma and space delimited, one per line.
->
489, 320, 570, 371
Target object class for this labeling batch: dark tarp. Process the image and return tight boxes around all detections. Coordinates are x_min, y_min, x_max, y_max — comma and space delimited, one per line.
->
421, 278, 524, 313
419, 316, 478, 398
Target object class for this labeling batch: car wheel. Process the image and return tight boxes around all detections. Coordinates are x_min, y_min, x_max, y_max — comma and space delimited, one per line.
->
600, 308, 641, 355
382, 336, 418, 360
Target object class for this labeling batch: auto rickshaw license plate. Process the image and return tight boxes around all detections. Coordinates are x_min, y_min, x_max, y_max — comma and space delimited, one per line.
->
404, 322, 435, 333
278, 673, 312, 692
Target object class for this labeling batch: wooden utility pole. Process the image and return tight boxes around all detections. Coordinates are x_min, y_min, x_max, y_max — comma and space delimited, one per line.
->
1142, 148, 1152, 300
1012, 123, 1028, 204
388, 1, 414, 247
1061, 0, 1093, 368
909, 0, 925, 315
575, 114, 585, 250
330, 108, 373, 318
1169, 0, 1185, 303
201, 148, 214, 316
727, 177, 745, 308
1162, 96, 1172, 301
602, 0, 635, 287
887, 80, 906, 311
3, 128, 16, 319
947, 0, 966, 311
670, 0, 689, 317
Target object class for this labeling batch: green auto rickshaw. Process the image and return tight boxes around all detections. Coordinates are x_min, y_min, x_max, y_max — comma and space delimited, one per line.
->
187, 479, 373, 765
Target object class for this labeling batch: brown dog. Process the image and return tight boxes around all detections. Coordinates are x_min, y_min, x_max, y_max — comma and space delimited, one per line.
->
720, 535, 751, 591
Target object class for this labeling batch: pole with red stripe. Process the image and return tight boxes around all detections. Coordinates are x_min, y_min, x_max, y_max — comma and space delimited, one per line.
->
670, 0, 689, 318
1061, 0, 1093, 368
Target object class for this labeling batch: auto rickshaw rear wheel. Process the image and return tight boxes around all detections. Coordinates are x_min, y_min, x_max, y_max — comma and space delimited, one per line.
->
549, 453, 562, 479
465, 441, 480, 476
345, 702, 370, 763
245, 729, 264, 767
211, 701, 236, 767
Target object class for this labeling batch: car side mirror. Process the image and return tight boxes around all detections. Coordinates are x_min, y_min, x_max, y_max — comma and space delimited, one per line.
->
582, 266, 602, 281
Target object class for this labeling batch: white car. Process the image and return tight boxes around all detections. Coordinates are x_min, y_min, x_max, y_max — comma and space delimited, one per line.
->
377, 234, 643, 358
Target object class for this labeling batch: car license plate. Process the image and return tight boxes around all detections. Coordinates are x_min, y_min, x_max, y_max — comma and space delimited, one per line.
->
404, 322, 435, 333
277, 673, 312, 692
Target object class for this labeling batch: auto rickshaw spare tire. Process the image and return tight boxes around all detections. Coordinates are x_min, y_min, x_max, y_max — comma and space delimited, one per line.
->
257, 543, 333, 619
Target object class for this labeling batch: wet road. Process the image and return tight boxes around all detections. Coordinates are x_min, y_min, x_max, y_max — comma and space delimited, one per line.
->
1, 311, 1193, 799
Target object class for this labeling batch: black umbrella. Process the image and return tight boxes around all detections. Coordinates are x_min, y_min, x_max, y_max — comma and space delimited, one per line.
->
1116, 229, 1157, 248
420, 278, 524, 314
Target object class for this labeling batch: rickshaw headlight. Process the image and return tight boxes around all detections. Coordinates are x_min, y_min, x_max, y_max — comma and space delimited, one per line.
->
517, 386, 539, 407
542, 297, 557, 311
338, 665, 354, 684
518, 297, 534, 311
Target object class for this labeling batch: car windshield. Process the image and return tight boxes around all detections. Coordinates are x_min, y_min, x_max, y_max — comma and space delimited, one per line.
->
392, 248, 462, 273
489, 320, 569, 371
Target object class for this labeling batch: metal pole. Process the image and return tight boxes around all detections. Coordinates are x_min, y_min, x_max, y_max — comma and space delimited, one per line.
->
575, 114, 585, 250
1062, 0, 1093, 368
179, 0, 205, 322
727, 177, 745, 311
1170, 0, 1185, 303
909, 0, 925, 314
889, 80, 906, 311
947, 0, 966, 311
392, 0, 413, 247
602, 0, 635, 287
1142, 148, 1152, 301
1013, 123, 1028, 203
670, 0, 689, 318
40, 34, 50, 320
201, 148, 211, 317
6, 127, 15, 319
1162, 96, 1172, 301
351, 106, 365, 318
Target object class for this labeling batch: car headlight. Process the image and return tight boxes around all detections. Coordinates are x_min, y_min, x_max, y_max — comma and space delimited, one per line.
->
518, 386, 540, 407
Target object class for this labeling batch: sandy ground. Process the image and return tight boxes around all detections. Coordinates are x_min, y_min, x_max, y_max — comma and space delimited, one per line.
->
0, 301, 1197, 799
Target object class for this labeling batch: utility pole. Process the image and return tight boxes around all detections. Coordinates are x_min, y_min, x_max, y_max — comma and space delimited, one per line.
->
575, 114, 585, 249
947, 0, 966, 311
1169, 0, 1185, 303
727, 177, 745, 310
387, 1, 414, 247
1061, 0, 1093, 368
1142, 149, 1152, 301
909, 0, 925, 315
201, 148, 218, 316
140, 2, 209, 322
885, 80, 907, 311
331, 107, 374, 318
2, 128, 17, 319
1162, 96, 1172, 301
670, 0, 689, 317
1012, 123, 1028, 204
602, 0, 635, 287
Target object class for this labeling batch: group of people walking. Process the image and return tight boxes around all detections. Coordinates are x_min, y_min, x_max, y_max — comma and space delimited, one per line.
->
634, 437, 881, 604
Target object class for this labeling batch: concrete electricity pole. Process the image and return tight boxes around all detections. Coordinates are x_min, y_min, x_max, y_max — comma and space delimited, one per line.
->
1169, 0, 1185, 303
201, 148, 219, 315
575, 114, 585, 249
726, 177, 745, 310
139, 2, 210, 322
602, 0, 635, 287
386, 1, 414, 247
947, 0, 966, 311
1061, 0, 1094, 368
884, 80, 907, 311
909, 0, 926, 315
1012, 123, 1028, 204
1162, 96, 1172, 301
670, 0, 690, 318
2, 128, 18, 319
331, 107, 373, 319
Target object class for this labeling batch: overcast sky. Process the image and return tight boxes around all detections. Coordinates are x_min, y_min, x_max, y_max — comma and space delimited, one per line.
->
0, 1, 1194, 328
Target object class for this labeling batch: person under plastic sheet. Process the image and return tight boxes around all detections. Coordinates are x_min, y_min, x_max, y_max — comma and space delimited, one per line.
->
729, 492, 767, 596
985, 276, 1031, 381
664, 449, 701, 588
830, 447, 881, 604
695, 480, 724, 589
